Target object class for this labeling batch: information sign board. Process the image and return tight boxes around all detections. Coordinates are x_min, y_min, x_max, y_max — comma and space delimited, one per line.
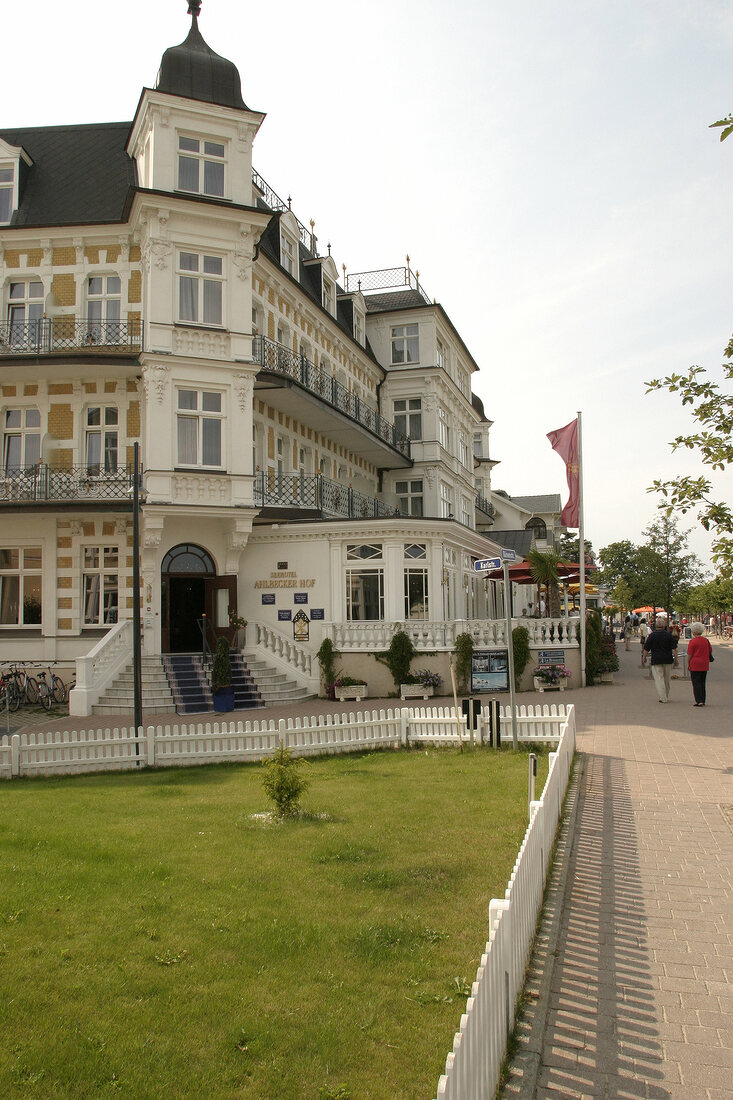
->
470, 648, 509, 693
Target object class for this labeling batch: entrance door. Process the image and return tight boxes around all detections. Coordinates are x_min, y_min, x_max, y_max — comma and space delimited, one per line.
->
169, 576, 206, 652
205, 575, 238, 645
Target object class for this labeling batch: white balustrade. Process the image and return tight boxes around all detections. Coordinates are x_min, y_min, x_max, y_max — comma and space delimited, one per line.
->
250, 621, 318, 692
329, 617, 578, 651
68, 620, 133, 716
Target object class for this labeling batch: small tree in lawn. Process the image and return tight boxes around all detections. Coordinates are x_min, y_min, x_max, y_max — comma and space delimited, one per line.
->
262, 745, 309, 818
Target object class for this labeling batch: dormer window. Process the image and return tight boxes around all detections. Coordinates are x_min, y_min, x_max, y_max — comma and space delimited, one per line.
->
353, 309, 364, 346
280, 231, 297, 276
0, 165, 14, 224
177, 135, 225, 198
322, 277, 334, 316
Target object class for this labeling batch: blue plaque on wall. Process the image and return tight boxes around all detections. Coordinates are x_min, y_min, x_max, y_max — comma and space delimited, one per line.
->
261, 593, 275, 605
294, 593, 308, 604
310, 609, 325, 620
278, 609, 292, 621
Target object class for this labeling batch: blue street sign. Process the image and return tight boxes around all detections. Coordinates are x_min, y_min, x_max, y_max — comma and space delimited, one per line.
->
474, 557, 502, 572
501, 548, 518, 562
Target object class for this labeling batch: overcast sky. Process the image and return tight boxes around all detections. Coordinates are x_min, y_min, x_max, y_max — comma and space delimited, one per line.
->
5, 0, 733, 570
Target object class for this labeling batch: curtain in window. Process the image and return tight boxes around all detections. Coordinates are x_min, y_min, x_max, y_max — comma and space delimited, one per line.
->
104, 432, 118, 473
84, 574, 100, 624
179, 276, 197, 322
203, 280, 222, 325
0, 575, 19, 624
177, 417, 197, 465
86, 432, 101, 472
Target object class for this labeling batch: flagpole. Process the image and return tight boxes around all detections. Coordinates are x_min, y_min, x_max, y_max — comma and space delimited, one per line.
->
577, 411, 587, 687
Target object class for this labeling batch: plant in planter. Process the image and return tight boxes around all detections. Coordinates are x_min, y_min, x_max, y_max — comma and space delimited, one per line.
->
454, 632, 473, 694
211, 636, 235, 712
532, 663, 571, 692
333, 675, 368, 701
377, 629, 416, 693
598, 637, 619, 682
400, 668, 441, 700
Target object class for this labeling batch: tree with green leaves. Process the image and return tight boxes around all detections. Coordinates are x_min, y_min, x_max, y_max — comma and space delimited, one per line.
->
527, 548, 562, 616
610, 578, 634, 616
558, 534, 595, 567
639, 513, 705, 616
598, 540, 639, 593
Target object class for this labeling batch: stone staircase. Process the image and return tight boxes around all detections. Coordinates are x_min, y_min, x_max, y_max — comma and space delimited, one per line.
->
241, 652, 316, 705
93, 656, 176, 714
161, 653, 262, 715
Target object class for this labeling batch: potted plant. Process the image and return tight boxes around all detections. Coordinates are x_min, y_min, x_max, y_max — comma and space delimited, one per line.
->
316, 637, 340, 699
400, 669, 442, 700
211, 636, 235, 712
598, 637, 619, 683
228, 609, 247, 649
532, 664, 571, 692
333, 675, 368, 702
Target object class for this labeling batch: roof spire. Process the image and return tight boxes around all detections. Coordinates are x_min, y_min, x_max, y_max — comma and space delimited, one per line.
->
188, 1, 202, 17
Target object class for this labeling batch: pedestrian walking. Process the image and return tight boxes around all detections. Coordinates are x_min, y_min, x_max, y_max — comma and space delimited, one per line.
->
623, 616, 632, 650
686, 622, 714, 706
642, 615, 679, 702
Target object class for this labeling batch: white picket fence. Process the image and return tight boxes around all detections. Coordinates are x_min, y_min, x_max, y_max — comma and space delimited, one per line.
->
0, 703, 570, 779
433, 704, 576, 1100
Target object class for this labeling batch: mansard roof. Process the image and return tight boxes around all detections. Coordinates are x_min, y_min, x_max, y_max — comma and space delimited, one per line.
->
0, 122, 136, 228
511, 494, 562, 514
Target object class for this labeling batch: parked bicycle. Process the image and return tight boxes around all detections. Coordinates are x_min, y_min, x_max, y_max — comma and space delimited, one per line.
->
0, 669, 21, 712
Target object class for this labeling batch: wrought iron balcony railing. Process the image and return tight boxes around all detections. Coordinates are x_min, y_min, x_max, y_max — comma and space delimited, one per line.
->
475, 494, 496, 518
255, 471, 393, 520
253, 335, 410, 460
0, 319, 143, 357
0, 463, 135, 504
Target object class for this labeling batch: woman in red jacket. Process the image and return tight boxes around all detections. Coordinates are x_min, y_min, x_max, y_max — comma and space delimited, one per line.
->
687, 623, 713, 706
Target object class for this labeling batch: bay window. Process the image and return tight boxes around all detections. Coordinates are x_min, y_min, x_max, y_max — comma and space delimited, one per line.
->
393, 398, 422, 440
391, 323, 419, 364
395, 478, 423, 517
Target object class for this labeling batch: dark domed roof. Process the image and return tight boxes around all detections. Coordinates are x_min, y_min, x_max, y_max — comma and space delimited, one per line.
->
156, 2, 247, 111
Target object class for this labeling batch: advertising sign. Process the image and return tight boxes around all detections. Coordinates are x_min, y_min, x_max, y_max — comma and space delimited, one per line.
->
471, 648, 509, 693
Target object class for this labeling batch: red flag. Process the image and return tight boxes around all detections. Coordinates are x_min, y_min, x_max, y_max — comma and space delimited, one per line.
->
547, 419, 579, 528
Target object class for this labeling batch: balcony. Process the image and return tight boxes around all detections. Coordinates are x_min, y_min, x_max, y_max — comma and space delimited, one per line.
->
255, 471, 393, 521
0, 464, 135, 510
475, 494, 496, 520
0, 319, 143, 358
253, 335, 411, 469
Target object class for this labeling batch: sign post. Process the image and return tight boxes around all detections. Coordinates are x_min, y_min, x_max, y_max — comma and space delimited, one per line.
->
474, 549, 518, 748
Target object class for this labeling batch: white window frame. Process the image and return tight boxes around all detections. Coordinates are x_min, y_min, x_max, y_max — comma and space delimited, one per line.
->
345, 568, 385, 621
280, 230, 298, 277
391, 323, 419, 364
459, 431, 469, 468
0, 162, 16, 225
322, 277, 334, 316
177, 134, 226, 198
440, 481, 453, 518
405, 567, 429, 620
176, 388, 224, 469
436, 337, 448, 371
85, 406, 119, 475
393, 398, 422, 440
86, 275, 122, 343
7, 279, 43, 345
353, 309, 364, 346
0, 546, 42, 626
461, 495, 472, 527
177, 251, 224, 327
3, 407, 41, 474
82, 545, 119, 626
395, 478, 423, 517
439, 407, 450, 450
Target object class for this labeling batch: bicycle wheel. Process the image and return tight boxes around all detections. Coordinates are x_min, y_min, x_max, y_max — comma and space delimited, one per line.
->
7, 681, 21, 712
39, 685, 52, 711
24, 676, 39, 705
52, 675, 66, 704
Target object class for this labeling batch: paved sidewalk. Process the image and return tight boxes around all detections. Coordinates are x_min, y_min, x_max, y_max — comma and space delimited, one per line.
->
502, 637, 733, 1099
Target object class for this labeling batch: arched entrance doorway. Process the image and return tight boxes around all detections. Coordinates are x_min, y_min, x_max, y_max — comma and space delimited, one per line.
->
161, 544, 237, 653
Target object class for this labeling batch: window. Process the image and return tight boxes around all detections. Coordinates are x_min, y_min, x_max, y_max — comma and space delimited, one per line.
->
177, 135, 225, 197
85, 407, 119, 474
393, 398, 422, 440
346, 569, 384, 621
395, 479, 423, 517
436, 338, 448, 371
461, 496, 471, 527
391, 323, 419, 364
459, 432, 469, 468
440, 481, 453, 518
83, 546, 119, 625
353, 310, 364, 346
3, 408, 40, 474
0, 165, 14, 224
405, 568, 429, 619
405, 543, 426, 559
280, 232, 297, 276
7, 280, 43, 345
87, 275, 121, 342
438, 407, 450, 450
346, 544, 382, 560
322, 278, 334, 315
178, 252, 223, 326
473, 432, 484, 458
0, 547, 42, 625
177, 389, 223, 468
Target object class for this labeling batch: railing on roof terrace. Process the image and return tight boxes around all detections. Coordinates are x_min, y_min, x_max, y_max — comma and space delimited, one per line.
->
344, 265, 430, 303
0, 464, 134, 504
251, 168, 317, 252
255, 471, 393, 520
475, 494, 496, 519
0, 319, 142, 356
252, 335, 410, 459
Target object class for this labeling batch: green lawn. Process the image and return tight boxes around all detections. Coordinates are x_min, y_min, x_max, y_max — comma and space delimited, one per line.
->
0, 745, 548, 1100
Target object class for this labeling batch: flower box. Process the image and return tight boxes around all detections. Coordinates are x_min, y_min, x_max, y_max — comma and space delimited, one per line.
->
400, 684, 434, 700
533, 677, 566, 693
334, 684, 367, 702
